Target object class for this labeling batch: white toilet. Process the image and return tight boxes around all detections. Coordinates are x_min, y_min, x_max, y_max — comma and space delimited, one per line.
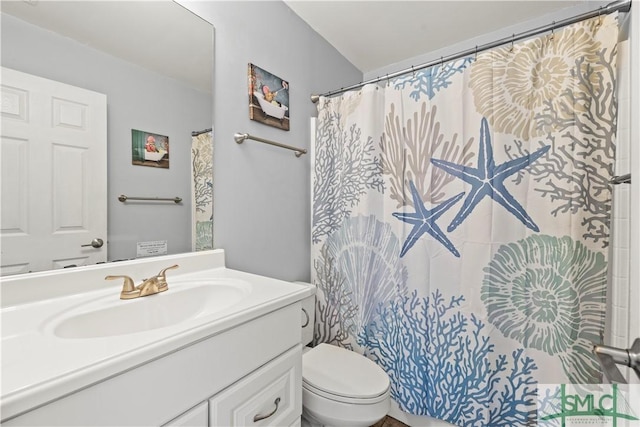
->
299, 286, 391, 427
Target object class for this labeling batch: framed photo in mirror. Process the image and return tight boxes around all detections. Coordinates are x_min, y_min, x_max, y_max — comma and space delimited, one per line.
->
132, 129, 170, 168
248, 63, 290, 131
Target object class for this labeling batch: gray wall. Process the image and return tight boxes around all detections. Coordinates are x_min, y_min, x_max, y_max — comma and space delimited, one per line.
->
181, 1, 362, 281
2, 2, 362, 281
1, 13, 212, 262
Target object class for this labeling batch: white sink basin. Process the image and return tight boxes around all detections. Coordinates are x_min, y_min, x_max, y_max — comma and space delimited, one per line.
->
50, 279, 251, 339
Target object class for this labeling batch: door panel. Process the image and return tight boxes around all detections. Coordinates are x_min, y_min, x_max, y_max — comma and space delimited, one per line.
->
1, 67, 107, 275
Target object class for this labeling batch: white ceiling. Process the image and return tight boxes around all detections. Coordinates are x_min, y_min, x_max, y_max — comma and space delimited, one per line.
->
1, 0, 214, 93
284, 0, 588, 73
3, 0, 601, 87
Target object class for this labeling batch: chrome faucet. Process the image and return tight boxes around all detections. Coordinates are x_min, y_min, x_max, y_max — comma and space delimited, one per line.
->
105, 264, 179, 300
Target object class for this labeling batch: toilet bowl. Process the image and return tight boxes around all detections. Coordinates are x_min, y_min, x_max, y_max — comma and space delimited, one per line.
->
302, 343, 390, 427
296, 284, 391, 427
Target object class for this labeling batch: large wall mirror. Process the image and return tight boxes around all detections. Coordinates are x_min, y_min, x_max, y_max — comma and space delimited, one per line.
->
0, 1, 214, 276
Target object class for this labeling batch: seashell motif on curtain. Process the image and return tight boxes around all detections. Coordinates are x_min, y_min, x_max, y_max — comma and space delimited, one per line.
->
318, 215, 407, 340
481, 234, 607, 383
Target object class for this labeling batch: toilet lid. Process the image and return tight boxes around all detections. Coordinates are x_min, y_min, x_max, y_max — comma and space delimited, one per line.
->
302, 343, 390, 400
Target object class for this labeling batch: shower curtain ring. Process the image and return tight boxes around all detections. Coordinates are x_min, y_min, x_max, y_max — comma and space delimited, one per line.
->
597, 7, 603, 26
550, 21, 555, 40
510, 34, 515, 52
475, 46, 478, 60
440, 56, 444, 67
411, 66, 416, 77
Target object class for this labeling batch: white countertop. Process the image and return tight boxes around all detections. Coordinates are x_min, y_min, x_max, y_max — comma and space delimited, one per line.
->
0, 250, 314, 421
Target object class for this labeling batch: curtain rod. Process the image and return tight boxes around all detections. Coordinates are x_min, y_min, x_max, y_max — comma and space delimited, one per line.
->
310, 0, 631, 103
192, 128, 212, 136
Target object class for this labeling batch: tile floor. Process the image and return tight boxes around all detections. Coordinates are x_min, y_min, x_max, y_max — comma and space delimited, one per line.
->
372, 415, 410, 427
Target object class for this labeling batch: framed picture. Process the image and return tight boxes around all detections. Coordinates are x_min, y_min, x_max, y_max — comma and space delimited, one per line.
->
131, 129, 169, 168
248, 63, 290, 131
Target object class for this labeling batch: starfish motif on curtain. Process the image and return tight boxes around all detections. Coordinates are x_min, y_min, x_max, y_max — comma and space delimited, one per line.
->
431, 117, 550, 233
393, 181, 465, 257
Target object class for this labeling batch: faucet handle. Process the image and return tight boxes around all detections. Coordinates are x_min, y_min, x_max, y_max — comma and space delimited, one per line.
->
105, 275, 139, 299
155, 264, 179, 291
157, 264, 179, 278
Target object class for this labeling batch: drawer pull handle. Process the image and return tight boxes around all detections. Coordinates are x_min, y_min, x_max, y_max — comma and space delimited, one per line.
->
301, 308, 310, 328
253, 397, 281, 422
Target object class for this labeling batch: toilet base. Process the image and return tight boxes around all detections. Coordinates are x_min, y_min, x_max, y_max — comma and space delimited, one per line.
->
302, 386, 389, 427
300, 412, 322, 427
301, 409, 363, 427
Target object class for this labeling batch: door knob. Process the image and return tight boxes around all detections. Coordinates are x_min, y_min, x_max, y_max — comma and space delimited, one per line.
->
81, 238, 104, 248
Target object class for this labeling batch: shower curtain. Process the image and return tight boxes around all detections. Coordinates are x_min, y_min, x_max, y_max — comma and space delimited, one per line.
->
312, 15, 619, 426
191, 131, 213, 251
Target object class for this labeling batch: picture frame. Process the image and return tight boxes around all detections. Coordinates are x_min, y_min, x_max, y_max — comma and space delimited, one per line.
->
131, 129, 170, 168
248, 63, 290, 131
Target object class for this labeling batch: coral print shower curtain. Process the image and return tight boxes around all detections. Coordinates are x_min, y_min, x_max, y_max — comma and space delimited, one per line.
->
312, 15, 619, 426
191, 131, 213, 251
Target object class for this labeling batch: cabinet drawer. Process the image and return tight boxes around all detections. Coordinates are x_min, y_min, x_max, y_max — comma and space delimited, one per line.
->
209, 345, 301, 426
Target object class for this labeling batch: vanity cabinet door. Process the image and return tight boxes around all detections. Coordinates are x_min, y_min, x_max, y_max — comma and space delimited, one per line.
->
162, 401, 208, 427
209, 345, 302, 426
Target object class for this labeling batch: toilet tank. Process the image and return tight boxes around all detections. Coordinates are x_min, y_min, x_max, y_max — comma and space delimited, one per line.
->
294, 282, 315, 346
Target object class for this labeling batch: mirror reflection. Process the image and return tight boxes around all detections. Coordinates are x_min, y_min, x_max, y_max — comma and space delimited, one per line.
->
0, 1, 214, 276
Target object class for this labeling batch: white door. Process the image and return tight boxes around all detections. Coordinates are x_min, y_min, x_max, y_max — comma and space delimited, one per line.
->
1, 67, 107, 275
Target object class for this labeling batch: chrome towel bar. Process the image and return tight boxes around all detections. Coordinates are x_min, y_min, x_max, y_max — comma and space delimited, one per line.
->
118, 195, 182, 204
234, 132, 307, 157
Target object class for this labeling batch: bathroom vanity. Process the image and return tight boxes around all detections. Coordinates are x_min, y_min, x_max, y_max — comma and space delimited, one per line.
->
0, 250, 314, 426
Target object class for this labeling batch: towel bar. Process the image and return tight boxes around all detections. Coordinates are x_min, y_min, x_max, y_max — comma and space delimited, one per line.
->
118, 195, 182, 203
234, 132, 306, 157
